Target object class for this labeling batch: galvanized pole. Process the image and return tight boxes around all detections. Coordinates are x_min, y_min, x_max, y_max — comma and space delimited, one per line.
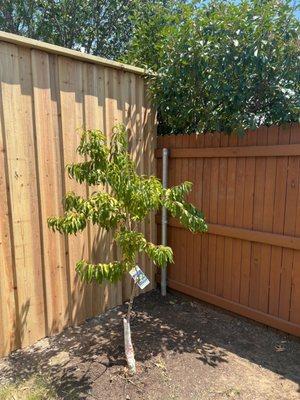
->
161, 148, 169, 296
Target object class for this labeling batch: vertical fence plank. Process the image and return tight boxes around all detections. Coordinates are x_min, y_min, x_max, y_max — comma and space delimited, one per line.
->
114, 69, 126, 304
0, 43, 46, 348
122, 72, 134, 301
258, 126, 278, 313
207, 134, 220, 294
58, 56, 90, 325
135, 74, 148, 294
181, 135, 190, 285
82, 62, 105, 317
142, 80, 156, 288
249, 127, 267, 309
31, 49, 69, 334
279, 125, 299, 320
223, 134, 237, 300
0, 75, 19, 356
186, 137, 196, 288
82, 63, 97, 319
200, 135, 212, 291
231, 136, 246, 303
269, 125, 290, 316
174, 136, 187, 286
239, 130, 257, 306
167, 136, 178, 284
290, 124, 300, 324
148, 97, 157, 286
142, 85, 151, 284
49, 54, 71, 327
104, 67, 122, 307
215, 135, 228, 297
193, 135, 204, 289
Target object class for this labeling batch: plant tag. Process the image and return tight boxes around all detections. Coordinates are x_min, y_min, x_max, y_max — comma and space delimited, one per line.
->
129, 266, 150, 289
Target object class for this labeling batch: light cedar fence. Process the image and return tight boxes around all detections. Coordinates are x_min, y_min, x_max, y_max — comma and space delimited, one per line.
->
156, 124, 300, 337
0, 32, 156, 357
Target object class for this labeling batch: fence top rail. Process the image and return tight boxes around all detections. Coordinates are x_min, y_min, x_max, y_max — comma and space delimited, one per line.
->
155, 144, 300, 159
0, 31, 146, 76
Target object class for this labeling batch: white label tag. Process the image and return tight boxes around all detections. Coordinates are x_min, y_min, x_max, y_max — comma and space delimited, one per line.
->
129, 266, 150, 290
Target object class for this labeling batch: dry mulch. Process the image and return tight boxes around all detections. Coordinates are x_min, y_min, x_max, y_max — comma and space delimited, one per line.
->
0, 289, 299, 400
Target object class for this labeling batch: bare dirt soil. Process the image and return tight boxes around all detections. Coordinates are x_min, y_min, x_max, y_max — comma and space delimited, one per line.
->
0, 290, 299, 400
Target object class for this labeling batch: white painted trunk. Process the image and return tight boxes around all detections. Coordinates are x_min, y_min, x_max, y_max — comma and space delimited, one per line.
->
123, 317, 136, 374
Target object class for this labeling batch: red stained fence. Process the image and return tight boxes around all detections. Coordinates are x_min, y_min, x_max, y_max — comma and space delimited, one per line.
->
156, 124, 300, 337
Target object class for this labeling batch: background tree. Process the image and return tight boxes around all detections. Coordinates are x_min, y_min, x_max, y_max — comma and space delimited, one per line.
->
122, 0, 195, 70
48, 125, 207, 373
0, 0, 188, 60
0, 0, 37, 38
36, 0, 135, 58
125, 0, 300, 135
0, 0, 135, 59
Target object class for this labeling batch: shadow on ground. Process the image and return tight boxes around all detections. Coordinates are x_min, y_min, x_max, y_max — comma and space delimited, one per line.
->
0, 290, 299, 399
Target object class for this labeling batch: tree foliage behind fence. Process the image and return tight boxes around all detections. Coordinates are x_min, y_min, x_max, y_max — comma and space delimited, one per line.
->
125, 0, 300, 135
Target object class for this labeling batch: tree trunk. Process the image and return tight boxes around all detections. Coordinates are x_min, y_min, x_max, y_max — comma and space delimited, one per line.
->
123, 281, 137, 374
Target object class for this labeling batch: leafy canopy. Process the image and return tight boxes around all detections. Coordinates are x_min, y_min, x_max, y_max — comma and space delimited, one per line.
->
122, 0, 194, 71
0, 0, 188, 60
0, 0, 135, 59
48, 125, 207, 284
125, 0, 300, 135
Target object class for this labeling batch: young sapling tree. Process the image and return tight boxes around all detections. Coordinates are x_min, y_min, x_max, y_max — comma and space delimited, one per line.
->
48, 124, 207, 373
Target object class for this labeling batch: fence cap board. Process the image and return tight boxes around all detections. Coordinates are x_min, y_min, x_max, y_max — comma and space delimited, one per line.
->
0, 30, 146, 76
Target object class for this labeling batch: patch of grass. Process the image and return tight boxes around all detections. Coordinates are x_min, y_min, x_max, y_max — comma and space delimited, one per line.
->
0, 375, 58, 400
219, 387, 241, 398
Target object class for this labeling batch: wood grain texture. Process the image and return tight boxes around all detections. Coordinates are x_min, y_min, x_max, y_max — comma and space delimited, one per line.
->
0, 55, 19, 355
168, 280, 300, 337
31, 50, 69, 334
156, 125, 300, 337
0, 43, 46, 350
155, 144, 300, 158
0, 39, 156, 357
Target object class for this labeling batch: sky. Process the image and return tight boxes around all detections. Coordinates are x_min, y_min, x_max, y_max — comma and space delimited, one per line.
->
194, 0, 300, 19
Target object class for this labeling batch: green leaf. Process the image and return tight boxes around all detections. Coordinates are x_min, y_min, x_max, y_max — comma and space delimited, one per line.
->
48, 124, 207, 285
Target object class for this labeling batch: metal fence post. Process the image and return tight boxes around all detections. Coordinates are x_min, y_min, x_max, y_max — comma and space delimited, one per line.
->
161, 148, 169, 296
